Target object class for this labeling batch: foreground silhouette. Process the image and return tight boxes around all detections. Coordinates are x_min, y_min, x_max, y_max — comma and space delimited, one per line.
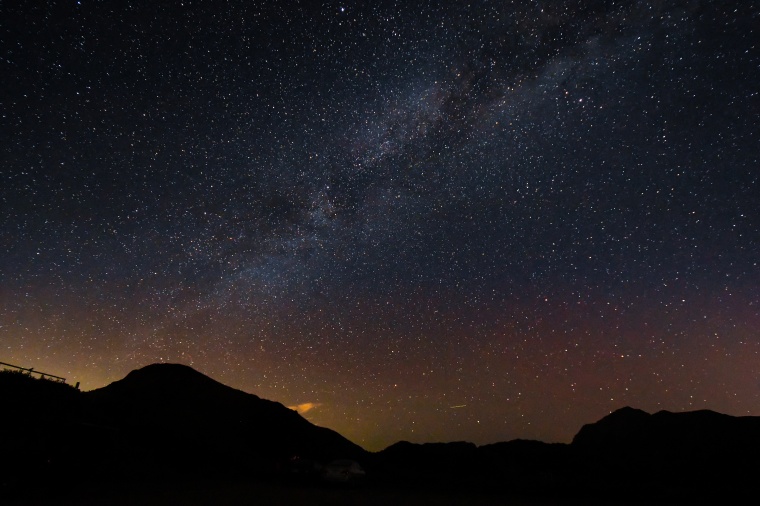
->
2, 364, 758, 504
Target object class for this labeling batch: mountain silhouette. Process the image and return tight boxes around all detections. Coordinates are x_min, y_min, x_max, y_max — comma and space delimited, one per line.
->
87, 363, 362, 457
572, 405, 760, 457
569, 406, 760, 499
83, 363, 366, 476
3, 367, 760, 502
0, 363, 365, 494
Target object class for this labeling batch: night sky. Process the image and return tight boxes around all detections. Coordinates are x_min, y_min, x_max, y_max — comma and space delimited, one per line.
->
2, 1, 759, 451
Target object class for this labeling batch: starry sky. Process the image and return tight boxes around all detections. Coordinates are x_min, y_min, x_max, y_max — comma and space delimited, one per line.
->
2, 1, 759, 451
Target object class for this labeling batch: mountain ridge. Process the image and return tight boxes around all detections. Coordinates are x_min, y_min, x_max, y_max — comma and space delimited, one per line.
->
2, 364, 759, 501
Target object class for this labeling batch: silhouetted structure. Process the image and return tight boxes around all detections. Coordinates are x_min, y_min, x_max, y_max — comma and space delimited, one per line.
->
0, 361, 68, 383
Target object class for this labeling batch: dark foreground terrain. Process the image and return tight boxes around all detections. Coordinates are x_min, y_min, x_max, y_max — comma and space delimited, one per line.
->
11, 479, 691, 506
2, 364, 758, 505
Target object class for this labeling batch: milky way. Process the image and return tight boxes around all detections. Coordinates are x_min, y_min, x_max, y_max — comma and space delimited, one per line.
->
2, 1, 759, 450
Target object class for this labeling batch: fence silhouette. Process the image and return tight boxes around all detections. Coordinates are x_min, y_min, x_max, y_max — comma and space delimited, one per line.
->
0, 361, 69, 384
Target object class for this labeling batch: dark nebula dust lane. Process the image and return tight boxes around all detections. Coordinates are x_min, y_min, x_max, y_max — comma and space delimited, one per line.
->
2, 1, 759, 451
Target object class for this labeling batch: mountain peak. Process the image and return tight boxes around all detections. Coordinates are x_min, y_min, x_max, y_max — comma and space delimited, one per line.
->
83, 362, 366, 464
571, 406, 651, 447
91, 362, 257, 400
129, 362, 201, 376
122, 362, 218, 385
602, 406, 651, 422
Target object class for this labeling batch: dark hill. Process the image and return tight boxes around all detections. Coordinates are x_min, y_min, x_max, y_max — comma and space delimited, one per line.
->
0, 363, 366, 496
573, 405, 760, 454
371, 441, 479, 486
93, 362, 239, 397
371, 439, 570, 492
569, 406, 760, 498
83, 363, 366, 476
367, 407, 760, 499
571, 405, 652, 450
0, 370, 82, 474
4, 367, 760, 502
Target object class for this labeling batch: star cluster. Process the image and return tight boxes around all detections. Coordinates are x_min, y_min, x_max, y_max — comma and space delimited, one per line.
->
2, 1, 759, 451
